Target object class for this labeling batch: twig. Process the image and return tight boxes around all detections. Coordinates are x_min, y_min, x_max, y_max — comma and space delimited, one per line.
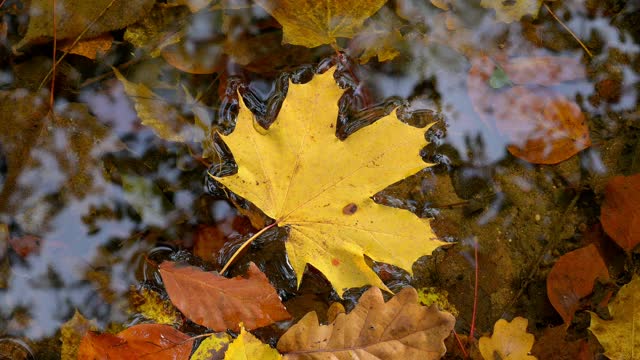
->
469, 236, 479, 339
545, 3, 593, 58
38, 0, 119, 91
50, 0, 57, 110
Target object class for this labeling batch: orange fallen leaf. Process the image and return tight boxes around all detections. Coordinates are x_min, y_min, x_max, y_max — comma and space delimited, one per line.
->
600, 174, 640, 252
277, 286, 455, 359
468, 56, 591, 164
77, 323, 193, 360
479, 317, 537, 360
159, 261, 291, 331
546, 244, 609, 324
59, 33, 113, 60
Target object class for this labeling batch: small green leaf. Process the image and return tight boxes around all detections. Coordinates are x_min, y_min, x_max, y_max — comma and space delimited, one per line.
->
489, 66, 512, 89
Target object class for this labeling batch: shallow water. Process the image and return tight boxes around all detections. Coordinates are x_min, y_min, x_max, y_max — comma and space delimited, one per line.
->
0, 0, 638, 358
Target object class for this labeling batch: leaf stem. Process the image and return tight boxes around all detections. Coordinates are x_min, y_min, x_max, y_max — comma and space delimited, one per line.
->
220, 222, 278, 275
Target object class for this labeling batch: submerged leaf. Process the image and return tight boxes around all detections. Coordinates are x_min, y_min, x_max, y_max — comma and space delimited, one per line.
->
480, 0, 542, 23
546, 244, 609, 324
114, 68, 207, 143
60, 311, 98, 360
468, 56, 591, 164
589, 276, 640, 360
213, 67, 446, 295
15, 0, 154, 50
600, 174, 640, 252
277, 287, 455, 359
159, 261, 291, 331
254, 0, 388, 47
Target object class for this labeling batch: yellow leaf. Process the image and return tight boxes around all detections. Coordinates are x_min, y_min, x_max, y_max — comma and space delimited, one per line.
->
129, 286, 182, 326
479, 317, 537, 360
191, 333, 232, 360
254, 0, 388, 48
60, 310, 98, 360
589, 275, 640, 360
114, 68, 206, 143
213, 67, 446, 295
224, 326, 282, 360
480, 0, 542, 23
277, 287, 455, 359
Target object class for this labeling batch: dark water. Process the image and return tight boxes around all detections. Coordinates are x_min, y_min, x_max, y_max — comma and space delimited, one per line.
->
0, 0, 638, 358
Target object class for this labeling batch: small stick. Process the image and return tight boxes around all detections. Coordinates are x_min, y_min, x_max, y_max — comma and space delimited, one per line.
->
545, 3, 593, 58
38, 0, 119, 91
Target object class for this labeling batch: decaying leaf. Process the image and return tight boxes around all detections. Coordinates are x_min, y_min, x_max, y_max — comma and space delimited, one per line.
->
348, 7, 405, 64
254, 0, 388, 47
225, 326, 282, 360
59, 34, 113, 60
15, 0, 154, 50
191, 333, 232, 360
60, 310, 98, 360
480, 0, 542, 23
600, 174, 640, 252
213, 67, 446, 295
129, 286, 182, 326
277, 286, 455, 359
546, 244, 609, 324
479, 317, 537, 360
77, 323, 193, 359
589, 275, 640, 360
468, 56, 591, 164
159, 261, 291, 331
114, 68, 208, 143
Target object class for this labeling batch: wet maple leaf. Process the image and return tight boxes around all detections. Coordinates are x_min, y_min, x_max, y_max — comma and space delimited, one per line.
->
277, 286, 455, 359
159, 261, 290, 331
254, 0, 388, 48
589, 275, 640, 360
212, 67, 446, 295
479, 317, 537, 360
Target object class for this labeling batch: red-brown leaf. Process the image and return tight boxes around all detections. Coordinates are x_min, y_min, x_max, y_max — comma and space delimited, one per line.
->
77, 323, 193, 360
546, 244, 609, 324
601, 174, 640, 252
159, 261, 291, 331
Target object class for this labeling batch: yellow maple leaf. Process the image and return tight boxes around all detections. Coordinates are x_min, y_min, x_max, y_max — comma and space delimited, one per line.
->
480, 0, 542, 24
213, 67, 446, 295
225, 325, 282, 360
479, 317, 537, 360
589, 275, 640, 360
254, 0, 388, 48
